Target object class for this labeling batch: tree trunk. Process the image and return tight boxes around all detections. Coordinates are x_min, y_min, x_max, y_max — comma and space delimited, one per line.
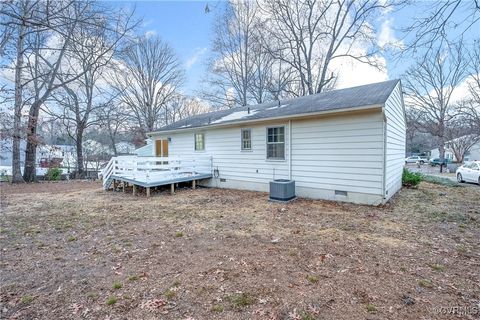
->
76, 130, 85, 179
110, 136, 117, 156
11, 23, 25, 183
23, 100, 42, 182
438, 138, 445, 173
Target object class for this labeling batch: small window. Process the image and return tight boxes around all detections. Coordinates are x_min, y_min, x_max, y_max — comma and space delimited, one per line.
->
266, 126, 285, 160
241, 129, 251, 150
194, 133, 204, 151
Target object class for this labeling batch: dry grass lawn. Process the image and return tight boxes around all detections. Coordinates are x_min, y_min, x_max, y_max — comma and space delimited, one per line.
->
0, 181, 479, 319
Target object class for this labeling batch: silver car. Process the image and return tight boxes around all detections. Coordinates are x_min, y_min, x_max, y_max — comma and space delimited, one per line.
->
405, 156, 426, 164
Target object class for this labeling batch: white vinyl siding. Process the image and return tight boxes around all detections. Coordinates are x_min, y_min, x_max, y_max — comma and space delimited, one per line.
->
164, 109, 388, 204
168, 122, 290, 186
291, 111, 385, 201
384, 82, 406, 201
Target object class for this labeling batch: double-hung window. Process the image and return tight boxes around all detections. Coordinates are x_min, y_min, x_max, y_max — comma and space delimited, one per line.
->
194, 133, 205, 151
241, 129, 252, 150
266, 126, 285, 160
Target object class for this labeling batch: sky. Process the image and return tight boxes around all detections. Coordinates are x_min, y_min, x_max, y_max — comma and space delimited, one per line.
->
2, 1, 478, 99
119, 1, 218, 95
111, 0, 407, 95
110, 0, 477, 96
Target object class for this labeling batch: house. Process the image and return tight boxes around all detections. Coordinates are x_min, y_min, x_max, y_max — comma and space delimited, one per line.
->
430, 137, 480, 162
140, 79, 405, 205
0, 141, 76, 176
37, 144, 76, 170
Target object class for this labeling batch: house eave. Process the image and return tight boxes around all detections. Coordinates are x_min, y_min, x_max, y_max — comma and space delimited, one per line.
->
147, 103, 384, 137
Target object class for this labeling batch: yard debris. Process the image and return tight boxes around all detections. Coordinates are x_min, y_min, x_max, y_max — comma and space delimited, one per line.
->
0, 181, 479, 320
401, 295, 415, 305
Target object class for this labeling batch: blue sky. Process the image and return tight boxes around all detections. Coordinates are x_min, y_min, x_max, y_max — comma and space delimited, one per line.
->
124, 1, 218, 95
106, 1, 478, 95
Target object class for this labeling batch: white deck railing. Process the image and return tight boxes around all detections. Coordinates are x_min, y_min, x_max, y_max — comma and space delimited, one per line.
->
101, 155, 213, 190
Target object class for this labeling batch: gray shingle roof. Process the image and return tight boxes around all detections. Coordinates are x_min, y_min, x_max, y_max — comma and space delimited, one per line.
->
152, 79, 400, 133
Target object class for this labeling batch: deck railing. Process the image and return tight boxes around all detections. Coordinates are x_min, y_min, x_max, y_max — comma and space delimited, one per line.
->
101, 155, 213, 190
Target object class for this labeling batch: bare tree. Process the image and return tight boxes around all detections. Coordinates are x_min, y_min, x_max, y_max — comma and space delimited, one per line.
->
403, 42, 468, 171
402, 1, 479, 53
202, 1, 260, 108
165, 94, 211, 124
259, 0, 396, 96
112, 36, 184, 134
446, 120, 480, 163
461, 42, 480, 131
45, 13, 127, 178
96, 100, 129, 156
4, 0, 137, 182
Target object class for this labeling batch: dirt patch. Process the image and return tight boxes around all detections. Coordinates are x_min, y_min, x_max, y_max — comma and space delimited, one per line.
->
0, 182, 479, 319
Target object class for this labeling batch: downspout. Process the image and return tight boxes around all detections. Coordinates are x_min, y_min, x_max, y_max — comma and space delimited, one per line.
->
382, 110, 387, 202
289, 120, 292, 180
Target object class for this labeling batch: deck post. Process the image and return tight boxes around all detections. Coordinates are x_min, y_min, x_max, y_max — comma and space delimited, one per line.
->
113, 179, 116, 191
170, 183, 175, 195
192, 179, 196, 189
133, 184, 137, 196
146, 187, 151, 197
122, 182, 125, 193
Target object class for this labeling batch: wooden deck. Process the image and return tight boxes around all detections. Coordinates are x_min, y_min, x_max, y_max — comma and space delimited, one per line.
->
101, 155, 213, 196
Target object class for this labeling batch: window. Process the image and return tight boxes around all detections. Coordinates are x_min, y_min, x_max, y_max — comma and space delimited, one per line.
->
241, 129, 251, 150
266, 126, 285, 160
194, 133, 205, 151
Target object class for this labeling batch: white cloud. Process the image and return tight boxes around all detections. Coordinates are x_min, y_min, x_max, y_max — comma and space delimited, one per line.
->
185, 47, 208, 69
145, 30, 157, 39
377, 18, 403, 49
333, 57, 388, 89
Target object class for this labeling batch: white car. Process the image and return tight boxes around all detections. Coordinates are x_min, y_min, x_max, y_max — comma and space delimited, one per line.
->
456, 161, 480, 185
405, 156, 427, 164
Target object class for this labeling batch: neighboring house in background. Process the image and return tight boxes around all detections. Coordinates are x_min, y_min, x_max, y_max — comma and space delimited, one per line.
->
115, 142, 136, 155
0, 141, 76, 176
37, 144, 76, 171
141, 80, 405, 205
430, 138, 480, 163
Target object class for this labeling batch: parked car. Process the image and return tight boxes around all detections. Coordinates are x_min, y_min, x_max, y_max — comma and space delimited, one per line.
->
405, 156, 427, 164
429, 158, 452, 166
456, 161, 480, 185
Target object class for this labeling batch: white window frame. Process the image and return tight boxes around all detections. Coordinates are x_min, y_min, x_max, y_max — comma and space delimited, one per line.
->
194, 133, 205, 151
241, 129, 252, 151
266, 126, 286, 161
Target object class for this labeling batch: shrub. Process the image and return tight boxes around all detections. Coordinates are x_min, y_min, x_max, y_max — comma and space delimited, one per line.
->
46, 167, 62, 181
402, 168, 422, 188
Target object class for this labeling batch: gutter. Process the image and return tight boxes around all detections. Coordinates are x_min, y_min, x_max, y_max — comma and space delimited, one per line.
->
147, 103, 384, 137
382, 109, 387, 201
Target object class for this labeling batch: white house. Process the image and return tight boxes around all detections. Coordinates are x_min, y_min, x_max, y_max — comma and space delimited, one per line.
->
140, 80, 405, 205
430, 137, 480, 163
